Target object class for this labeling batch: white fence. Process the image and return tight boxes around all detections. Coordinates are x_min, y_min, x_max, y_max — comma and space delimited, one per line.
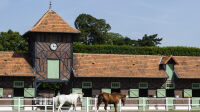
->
0, 97, 200, 111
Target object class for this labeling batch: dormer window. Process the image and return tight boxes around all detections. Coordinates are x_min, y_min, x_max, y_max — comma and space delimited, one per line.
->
159, 56, 178, 81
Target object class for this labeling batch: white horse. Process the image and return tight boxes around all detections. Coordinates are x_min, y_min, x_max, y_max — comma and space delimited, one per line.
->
54, 93, 84, 112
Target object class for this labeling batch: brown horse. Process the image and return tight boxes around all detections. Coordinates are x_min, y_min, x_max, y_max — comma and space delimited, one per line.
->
97, 92, 126, 112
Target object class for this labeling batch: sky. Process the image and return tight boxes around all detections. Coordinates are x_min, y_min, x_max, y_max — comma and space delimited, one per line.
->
0, 0, 200, 47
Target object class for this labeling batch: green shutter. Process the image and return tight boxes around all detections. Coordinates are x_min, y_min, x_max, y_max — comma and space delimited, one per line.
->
166, 83, 175, 89
24, 88, 35, 97
192, 98, 200, 109
0, 88, 3, 97
157, 89, 166, 98
111, 82, 120, 89
101, 88, 111, 93
184, 89, 192, 97
82, 82, 92, 89
139, 82, 148, 89
47, 60, 59, 79
72, 88, 82, 93
13, 81, 24, 88
13, 97, 24, 110
192, 83, 200, 89
166, 64, 174, 80
129, 89, 139, 97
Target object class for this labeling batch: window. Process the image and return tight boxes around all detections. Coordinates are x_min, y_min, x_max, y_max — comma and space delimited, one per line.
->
192, 83, 200, 89
166, 83, 175, 89
82, 82, 92, 89
111, 82, 120, 89
13, 81, 24, 88
139, 82, 148, 89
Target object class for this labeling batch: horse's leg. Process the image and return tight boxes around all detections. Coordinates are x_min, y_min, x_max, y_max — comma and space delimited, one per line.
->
104, 102, 108, 112
114, 103, 117, 112
97, 100, 102, 111
58, 103, 64, 112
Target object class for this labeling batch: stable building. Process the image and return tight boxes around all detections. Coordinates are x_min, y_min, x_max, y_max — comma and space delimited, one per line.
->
0, 8, 200, 109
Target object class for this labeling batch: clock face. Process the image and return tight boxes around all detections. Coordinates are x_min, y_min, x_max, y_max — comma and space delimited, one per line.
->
50, 43, 57, 51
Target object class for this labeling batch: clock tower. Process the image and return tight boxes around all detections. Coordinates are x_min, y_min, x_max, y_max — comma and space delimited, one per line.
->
23, 9, 80, 94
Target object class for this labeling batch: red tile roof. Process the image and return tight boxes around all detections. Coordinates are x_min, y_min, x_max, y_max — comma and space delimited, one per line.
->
0, 51, 34, 76
174, 56, 200, 79
25, 9, 80, 34
73, 53, 168, 78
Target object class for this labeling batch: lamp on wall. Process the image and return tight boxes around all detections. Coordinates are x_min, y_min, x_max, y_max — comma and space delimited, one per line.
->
7, 94, 12, 98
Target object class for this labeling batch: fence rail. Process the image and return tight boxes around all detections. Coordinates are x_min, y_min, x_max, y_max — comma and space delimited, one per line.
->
0, 97, 200, 111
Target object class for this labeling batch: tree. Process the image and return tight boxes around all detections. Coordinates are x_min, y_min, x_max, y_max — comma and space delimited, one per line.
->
74, 14, 111, 45
0, 30, 28, 51
135, 34, 162, 46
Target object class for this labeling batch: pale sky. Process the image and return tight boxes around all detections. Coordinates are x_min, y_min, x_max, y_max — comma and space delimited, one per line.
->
0, 0, 200, 47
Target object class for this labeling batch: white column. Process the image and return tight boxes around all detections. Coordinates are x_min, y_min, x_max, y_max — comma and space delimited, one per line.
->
119, 99, 122, 112
86, 97, 89, 112
94, 97, 97, 112
45, 98, 47, 112
18, 97, 20, 112
188, 97, 191, 111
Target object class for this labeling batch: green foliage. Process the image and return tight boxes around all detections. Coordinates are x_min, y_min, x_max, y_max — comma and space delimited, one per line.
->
135, 34, 162, 46
73, 42, 200, 56
0, 30, 28, 52
74, 14, 111, 45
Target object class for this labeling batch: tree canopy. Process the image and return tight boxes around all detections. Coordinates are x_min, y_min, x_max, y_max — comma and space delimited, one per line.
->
74, 13, 111, 45
74, 13, 162, 46
0, 30, 28, 51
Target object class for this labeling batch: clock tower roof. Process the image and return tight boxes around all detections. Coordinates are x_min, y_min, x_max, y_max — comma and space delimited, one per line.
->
24, 9, 80, 35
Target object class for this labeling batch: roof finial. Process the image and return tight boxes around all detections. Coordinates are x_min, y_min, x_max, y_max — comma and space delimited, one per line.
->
49, 0, 52, 10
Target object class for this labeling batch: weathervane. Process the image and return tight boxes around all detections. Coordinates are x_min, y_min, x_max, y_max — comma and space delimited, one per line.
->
49, 0, 52, 10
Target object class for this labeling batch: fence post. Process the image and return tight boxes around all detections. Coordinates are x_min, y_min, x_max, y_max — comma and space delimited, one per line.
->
94, 97, 97, 112
18, 97, 20, 112
166, 97, 168, 111
86, 97, 89, 112
52, 97, 55, 112
143, 97, 145, 111
45, 98, 47, 112
119, 99, 122, 112
188, 97, 191, 111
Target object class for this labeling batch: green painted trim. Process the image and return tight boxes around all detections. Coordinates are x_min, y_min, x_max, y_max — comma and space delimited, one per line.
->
184, 89, 192, 97
0, 88, 3, 97
192, 83, 200, 89
82, 82, 92, 88
47, 60, 60, 79
13, 81, 24, 88
166, 64, 174, 80
166, 82, 175, 89
157, 89, 166, 98
13, 97, 24, 110
111, 82, 120, 89
24, 88, 35, 97
101, 88, 111, 93
129, 89, 139, 97
72, 88, 82, 93
139, 82, 148, 89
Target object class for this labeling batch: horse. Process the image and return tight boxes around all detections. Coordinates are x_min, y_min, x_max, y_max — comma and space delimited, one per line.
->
97, 92, 126, 112
54, 93, 84, 112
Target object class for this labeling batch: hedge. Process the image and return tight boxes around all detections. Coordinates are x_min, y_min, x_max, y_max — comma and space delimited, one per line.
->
73, 43, 200, 56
